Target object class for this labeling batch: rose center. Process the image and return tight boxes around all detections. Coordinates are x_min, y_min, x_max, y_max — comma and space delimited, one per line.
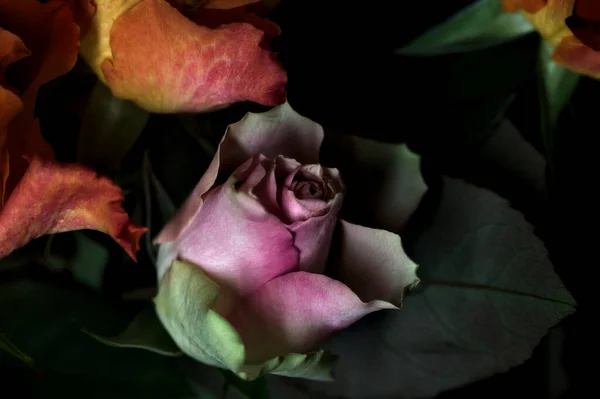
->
294, 181, 323, 199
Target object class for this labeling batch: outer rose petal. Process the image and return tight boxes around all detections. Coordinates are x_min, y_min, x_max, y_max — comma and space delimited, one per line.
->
79, 0, 287, 113
155, 101, 324, 243
155, 259, 339, 381
227, 271, 396, 364
0, 157, 146, 260
552, 34, 600, 77
329, 220, 420, 307
502, 0, 548, 13
160, 164, 299, 295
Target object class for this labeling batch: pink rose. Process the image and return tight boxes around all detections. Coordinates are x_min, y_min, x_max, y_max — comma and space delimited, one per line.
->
153, 102, 424, 380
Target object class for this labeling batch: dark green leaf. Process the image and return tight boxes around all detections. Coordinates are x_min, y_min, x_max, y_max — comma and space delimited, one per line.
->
0, 272, 195, 399
397, 0, 534, 56
222, 370, 269, 399
77, 81, 150, 174
269, 178, 575, 399
81, 306, 182, 357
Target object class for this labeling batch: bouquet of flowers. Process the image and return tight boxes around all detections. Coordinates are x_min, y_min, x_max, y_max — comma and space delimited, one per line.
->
1, 0, 584, 398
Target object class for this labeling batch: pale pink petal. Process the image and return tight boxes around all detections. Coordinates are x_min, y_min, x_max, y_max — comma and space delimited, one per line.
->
227, 271, 396, 364
288, 195, 342, 274
329, 220, 420, 307
166, 169, 299, 295
155, 101, 323, 243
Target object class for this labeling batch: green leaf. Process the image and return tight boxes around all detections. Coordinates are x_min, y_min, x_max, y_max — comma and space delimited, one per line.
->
155, 259, 338, 382
271, 178, 575, 399
0, 333, 35, 371
222, 370, 269, 399
396, 0, 534, 56
0, 273, 195, 398
81, 306, 182, 357
77, 81, 150, 174
537, 41, 580, 162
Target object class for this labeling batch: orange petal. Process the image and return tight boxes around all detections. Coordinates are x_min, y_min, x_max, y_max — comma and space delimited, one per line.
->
552, 34, 600, 77
0, 157, 147, 260
502, 0, 548, 14
80, 0, 287, 113
0, 28, 29, 204
565, 0, 600, 50
0, 0, 95, 93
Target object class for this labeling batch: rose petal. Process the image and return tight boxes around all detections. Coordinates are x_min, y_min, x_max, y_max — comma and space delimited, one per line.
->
79, 0, 287, 113
155, 258, 337, 381
0, 0, 94, 92
162, 166, 299, 295
565, 0, 600, 50
155, 101, 324, 243
517, 0, 574, 46
227, 271, 396, 364
0, 157, 146, 260
552, 34, 600, 77
0, 28, 29, 202
288, 194, 343, 274
0, 0, 94, 198
502, 0, 548, 14
322, 132, 427, 233
329, 220, 420, 307
154, 259, 246, 371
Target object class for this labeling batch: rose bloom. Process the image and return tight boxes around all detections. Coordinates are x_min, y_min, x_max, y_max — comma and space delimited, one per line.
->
503, 0, 600, 78
0, 0, 144, 261
154, 102, 424, 380
79, 0, 287, 113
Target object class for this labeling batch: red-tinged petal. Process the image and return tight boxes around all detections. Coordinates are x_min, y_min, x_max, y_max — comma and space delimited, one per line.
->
552, 34, 600, 77
566, 0, 600, 50
155, 102, 323, 243
0, 0, 95, 198
0, 157, 146, 260
80, 0, 286, 113
573, 0, 600, 21
329, 220, 420, 307
227, 271, 396, 364
502, 0, 548, 14
0, 28, 29, 202
158, 161, 299, 295
0, 0, 94, 93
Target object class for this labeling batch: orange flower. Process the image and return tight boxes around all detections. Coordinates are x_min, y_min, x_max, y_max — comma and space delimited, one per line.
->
79, 0, 287, 113
504, 0, 600, 78
0, 0, 146, 260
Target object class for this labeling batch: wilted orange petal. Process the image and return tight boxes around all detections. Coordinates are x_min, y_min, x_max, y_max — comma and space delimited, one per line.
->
566, 0, 600, 50
0, 157, 147, 260
552, 34, 600, 77
80, 0, 286, 113
0, 28, 29, 204
502, 0, 548, 13
0, 0, 95, 92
